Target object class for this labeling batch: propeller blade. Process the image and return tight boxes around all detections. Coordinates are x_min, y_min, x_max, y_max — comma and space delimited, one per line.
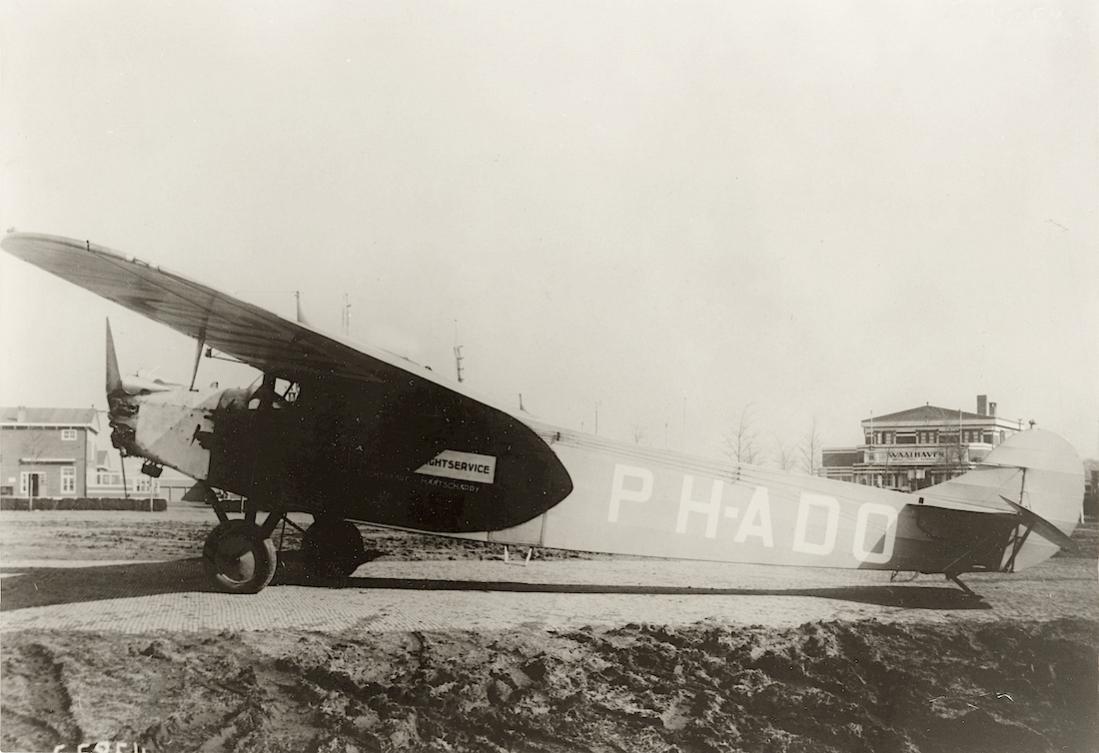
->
106, 318, 123, 396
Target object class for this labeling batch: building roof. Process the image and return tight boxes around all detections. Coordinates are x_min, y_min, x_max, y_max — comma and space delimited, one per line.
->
0, 406, 99, 428
864, 404, 987, 424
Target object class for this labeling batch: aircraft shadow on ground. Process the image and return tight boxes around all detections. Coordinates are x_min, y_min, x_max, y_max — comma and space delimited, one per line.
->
0, 559, 991, 612
285, 571, 992, 610
0, 559, 214, 611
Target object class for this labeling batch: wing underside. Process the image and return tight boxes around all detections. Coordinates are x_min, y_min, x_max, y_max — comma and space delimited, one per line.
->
1, 232, 441, 388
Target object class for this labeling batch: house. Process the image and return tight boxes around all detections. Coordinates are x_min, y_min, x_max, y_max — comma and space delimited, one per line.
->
0, 406, 99, 498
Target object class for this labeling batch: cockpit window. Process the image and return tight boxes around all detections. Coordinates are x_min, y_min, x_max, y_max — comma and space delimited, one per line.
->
245, 377, 300, 409
279, 380, 300, 403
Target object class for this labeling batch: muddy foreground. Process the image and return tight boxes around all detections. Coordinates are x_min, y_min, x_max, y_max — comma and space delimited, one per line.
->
3, 619, 1097, 753
1, 509, 1097, 752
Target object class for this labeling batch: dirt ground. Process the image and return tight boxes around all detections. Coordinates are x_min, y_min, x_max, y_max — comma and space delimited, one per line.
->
1, 506, 1097, 753
0, 508, 616, 563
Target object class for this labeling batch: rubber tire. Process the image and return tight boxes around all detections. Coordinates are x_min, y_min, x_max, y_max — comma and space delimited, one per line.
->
203, 520, 278, 594
302, 518, 366, 579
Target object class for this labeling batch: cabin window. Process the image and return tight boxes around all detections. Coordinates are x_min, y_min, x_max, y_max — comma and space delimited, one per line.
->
277, 379, 300, 403
61, 428, 77, 441
246, 377, 301, 409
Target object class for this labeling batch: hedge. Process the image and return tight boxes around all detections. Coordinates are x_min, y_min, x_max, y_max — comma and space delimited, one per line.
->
0, 497, 167, 512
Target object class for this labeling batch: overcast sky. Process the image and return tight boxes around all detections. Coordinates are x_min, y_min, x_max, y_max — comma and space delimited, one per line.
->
1, 0, 1096, 461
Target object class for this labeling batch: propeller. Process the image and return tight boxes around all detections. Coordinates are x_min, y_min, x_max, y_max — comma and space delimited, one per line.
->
106, 317, 123, 396
106, 318, 129, 499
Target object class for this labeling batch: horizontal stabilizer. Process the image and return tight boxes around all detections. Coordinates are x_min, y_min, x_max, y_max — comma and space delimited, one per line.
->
999, 495, 1076, 551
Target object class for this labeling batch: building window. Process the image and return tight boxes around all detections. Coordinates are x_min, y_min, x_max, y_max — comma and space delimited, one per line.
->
61, 466, 76, 494
96, 471, 123, 486
61, 428, 77, 441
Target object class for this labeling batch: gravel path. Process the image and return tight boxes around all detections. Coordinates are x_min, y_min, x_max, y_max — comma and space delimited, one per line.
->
3, 555, 1095, 633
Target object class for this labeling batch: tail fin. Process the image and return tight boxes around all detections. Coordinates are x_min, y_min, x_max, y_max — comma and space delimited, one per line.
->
106, 318, 123, 396
915, 429, 1082, 570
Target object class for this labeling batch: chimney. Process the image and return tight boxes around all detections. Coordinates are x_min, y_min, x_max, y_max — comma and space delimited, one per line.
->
16, 406, 26, 423
989, 401, 997, 417
977, 395, 987, 416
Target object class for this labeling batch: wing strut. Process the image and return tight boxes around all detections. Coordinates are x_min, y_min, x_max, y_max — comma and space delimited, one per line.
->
188, 328, 207, 391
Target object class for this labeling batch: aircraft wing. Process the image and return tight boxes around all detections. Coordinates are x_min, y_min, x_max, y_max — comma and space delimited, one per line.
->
1, 232, 451, 389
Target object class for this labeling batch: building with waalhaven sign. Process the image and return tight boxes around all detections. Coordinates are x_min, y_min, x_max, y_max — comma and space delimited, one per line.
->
820, 395, 1025, 492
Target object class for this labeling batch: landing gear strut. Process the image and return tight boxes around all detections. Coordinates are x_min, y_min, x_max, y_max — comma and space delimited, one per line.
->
201, 483, 286, 593
302, 517, 367, 579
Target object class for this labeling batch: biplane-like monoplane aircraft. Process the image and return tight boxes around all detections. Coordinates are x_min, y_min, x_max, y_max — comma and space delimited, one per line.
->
1, 233, 1083, 596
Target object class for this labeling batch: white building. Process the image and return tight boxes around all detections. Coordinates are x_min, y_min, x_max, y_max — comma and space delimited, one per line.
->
821, 395, 1023, 492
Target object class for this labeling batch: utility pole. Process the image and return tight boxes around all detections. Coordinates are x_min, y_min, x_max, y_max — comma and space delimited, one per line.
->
453, 346, 465, 383
452, 319, 464, 383
340, 293, 351, 335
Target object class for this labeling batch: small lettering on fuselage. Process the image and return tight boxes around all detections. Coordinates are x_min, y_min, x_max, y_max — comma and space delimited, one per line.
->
415, 450, 497, 484
607, 463, 898, 564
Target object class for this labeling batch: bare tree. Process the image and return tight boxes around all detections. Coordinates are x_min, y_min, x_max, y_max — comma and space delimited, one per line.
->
774, 437, 797, 472
724, 403, 761, 466
798, 417, 822, 475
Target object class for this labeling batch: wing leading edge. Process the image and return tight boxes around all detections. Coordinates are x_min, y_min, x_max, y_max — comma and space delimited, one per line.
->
0, 232, 455, 391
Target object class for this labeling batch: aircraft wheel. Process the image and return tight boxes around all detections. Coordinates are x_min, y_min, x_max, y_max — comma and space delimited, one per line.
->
302, 518, 366, 579
202, 520, 278, 594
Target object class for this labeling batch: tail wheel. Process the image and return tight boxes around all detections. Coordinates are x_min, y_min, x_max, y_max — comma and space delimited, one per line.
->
203, 520, 278, 594
302, 518, 366, 579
